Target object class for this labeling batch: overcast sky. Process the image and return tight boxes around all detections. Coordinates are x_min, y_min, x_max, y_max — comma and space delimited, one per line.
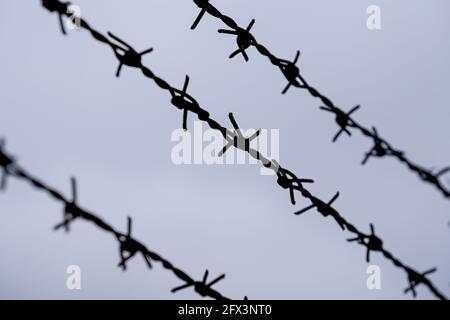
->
1, 0, 450, 299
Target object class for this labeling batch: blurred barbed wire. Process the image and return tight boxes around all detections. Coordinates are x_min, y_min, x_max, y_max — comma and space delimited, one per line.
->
24, 0, 448, 299
0, 139, 230, 300
188, 0, 450, 201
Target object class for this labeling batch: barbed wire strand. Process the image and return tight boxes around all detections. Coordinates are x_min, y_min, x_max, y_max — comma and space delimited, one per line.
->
0, 139, 231, 300
34, 0, 447, 299
188, 0, 450, 200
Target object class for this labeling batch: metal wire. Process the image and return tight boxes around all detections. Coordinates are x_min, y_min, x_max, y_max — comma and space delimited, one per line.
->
0, 139, 230, 300
188, 0, 450, 200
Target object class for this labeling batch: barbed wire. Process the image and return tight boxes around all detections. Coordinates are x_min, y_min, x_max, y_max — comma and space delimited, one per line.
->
33, 0, 448, 299
188, 0, 450, 200
0, 139, 231, 300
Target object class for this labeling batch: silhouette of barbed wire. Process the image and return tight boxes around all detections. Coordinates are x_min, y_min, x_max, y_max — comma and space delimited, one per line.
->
0, 141, 230, 300
35, 0, 448, 299
187, 0, 450, 200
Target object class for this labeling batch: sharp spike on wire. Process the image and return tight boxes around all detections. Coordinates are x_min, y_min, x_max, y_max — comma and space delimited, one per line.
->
127, 216, 132, 236
182, 75, 190, 96
70, 176, 77, 203
191, 8, 206, 30
208, 274, 225, 287
247, 19, 255, 31
293, 50, 300, 64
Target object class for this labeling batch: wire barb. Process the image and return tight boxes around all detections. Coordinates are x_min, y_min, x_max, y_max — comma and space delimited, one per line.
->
361, 127, 389, 165
294, 192, 346, 230
218, 19, 255, 62
404, 267, 437, 298
107, 31, 153, 77
347, 223, 383, 263
320, 105, 360, 143
0, 139, 14, 191
218, 112, 261, 157
116, 216, 152, 271
191, 0, 211, 30
53, 177, 80, 232
171, 75, 198, 131
41, 0, 70, 35
419, 166, 450, 187
276, 167, 314, 205
172, 270, 225, 297
280, 50, 303, 94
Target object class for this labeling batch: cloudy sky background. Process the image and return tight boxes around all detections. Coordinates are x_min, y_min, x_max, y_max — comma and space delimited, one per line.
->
0, 0, 449, 299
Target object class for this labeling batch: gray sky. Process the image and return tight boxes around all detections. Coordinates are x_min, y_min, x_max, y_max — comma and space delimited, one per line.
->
0, 0, 449, 299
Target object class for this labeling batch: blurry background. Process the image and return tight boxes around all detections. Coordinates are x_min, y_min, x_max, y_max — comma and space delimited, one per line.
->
0, 0, 449, 299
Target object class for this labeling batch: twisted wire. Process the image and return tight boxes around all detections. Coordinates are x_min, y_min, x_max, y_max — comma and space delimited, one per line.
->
0, 139, 230, 300
24, 0, 450, 299
188, 0, 450, 200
